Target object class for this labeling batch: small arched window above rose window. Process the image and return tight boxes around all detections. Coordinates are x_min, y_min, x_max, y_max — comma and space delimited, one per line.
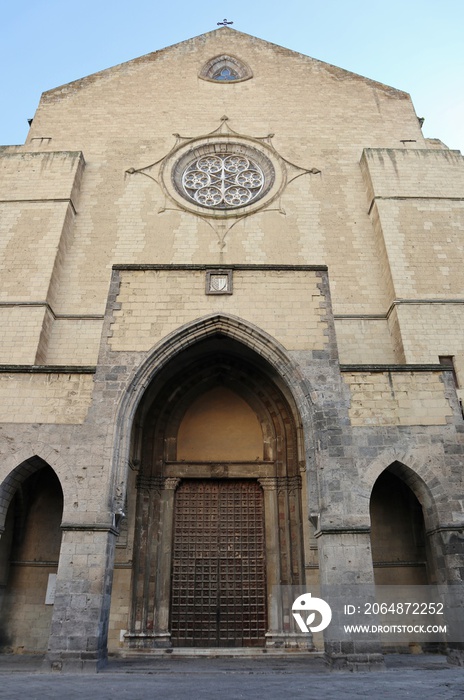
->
199, 55, 253, 83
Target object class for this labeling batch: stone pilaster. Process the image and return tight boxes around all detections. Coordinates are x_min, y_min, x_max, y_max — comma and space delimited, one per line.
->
258, 477, 281, 645
44, 522, 117, 672
152, 477, 180, 647
125, 475, 164, 649
428, 525, 464, 666
315, 525, 385, 671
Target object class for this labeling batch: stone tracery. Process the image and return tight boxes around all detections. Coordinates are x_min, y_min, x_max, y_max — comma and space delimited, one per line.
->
181, 153, 265, 208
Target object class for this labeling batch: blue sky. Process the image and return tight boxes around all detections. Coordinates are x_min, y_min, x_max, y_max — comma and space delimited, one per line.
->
1, 1, 463, 151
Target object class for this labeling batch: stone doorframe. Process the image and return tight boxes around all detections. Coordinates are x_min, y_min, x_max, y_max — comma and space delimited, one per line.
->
125, 469, 305, 649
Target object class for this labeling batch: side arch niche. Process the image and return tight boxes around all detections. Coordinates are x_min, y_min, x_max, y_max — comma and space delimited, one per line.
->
370, 465, 431, 587
110, 333, 313, 651
0, 458, 63, 652
369, 463, 436, 654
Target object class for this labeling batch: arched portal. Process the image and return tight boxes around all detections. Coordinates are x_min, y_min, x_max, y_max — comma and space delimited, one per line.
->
0, 459, 63, 652
122, 334, 308, 649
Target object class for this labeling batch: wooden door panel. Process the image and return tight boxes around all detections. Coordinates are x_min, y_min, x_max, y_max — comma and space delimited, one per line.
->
171, 480, 266, 647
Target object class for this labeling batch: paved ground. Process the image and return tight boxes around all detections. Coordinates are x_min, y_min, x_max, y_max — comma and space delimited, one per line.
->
0, 654, 463, 700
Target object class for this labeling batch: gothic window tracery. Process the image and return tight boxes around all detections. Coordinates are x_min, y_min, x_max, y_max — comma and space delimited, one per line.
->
171, 143, 275, 211
212, 67, 239, 81
181, 152, 265, 208
199, 55, 253, 83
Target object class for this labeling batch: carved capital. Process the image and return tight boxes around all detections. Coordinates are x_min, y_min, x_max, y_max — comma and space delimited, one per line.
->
258, 477, 278, 491
163, 477, 181, 491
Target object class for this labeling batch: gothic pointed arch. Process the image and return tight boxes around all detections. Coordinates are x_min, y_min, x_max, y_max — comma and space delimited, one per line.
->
360, 447, 449, 531
110, 313, 315, 512
115, 318, 311, 649
0, 454, 66, 534
199, 54, 253, 83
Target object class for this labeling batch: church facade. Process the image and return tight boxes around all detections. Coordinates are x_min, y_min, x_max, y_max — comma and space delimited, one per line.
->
0, 27, 463, 671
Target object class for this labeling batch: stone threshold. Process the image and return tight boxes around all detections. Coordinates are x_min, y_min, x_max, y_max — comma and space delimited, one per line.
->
113, 648, 324, 658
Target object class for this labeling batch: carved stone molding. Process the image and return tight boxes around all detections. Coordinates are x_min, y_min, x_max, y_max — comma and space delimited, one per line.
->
136, 475, 165, 493
258, 477, 278, 491
278, 475, 302, 494
259, 476, 301, 493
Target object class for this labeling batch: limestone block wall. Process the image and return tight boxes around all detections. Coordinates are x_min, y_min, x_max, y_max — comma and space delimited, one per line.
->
45, 319, 103, 366
360, 147, 464, 372
0, 307, 49, 364
0, 151, 84, 302
360, 150, 464, 297
334, 318, 396, 364
372, 198, 464, 299
1, 32, 460, 370
30, 30, 424, 158
0, 371, 95, 424
362, 148, 464, 202
109, 266, 329, 353
394, 303, 464, 368
108, 568, 131, 650
1, 30, 442, 368
1, 566, 56, 652
393, 303, 464, 406
342, 369, 454, 426
0, 150, 85, 365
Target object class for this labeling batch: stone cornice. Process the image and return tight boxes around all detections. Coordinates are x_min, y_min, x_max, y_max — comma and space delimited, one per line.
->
314, 526, 371, 538
426, 525, 464, 537
0, 365, 96, 374
112, 263, 328, 272
61, 522, 119, 535
340, 364, 450, 373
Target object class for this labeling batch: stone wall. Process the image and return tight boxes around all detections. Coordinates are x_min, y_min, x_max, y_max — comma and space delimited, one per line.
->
0, 370, 94, 424
109, 266, 328, 353
342, 368, 454, 426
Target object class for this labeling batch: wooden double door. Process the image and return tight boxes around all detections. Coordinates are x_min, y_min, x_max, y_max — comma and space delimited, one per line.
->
170, 479, 267, 647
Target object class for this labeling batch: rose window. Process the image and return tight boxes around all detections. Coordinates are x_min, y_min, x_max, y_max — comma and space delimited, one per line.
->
181, 153, 265, 209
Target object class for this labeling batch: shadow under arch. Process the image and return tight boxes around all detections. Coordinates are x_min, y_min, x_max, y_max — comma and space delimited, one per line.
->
0, 456, 64, 653
370, 462, 434, 586
380, 461, 438, 529
161, 366, 279, 464
0, 455, 65, 534
110, 312, 316, 510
